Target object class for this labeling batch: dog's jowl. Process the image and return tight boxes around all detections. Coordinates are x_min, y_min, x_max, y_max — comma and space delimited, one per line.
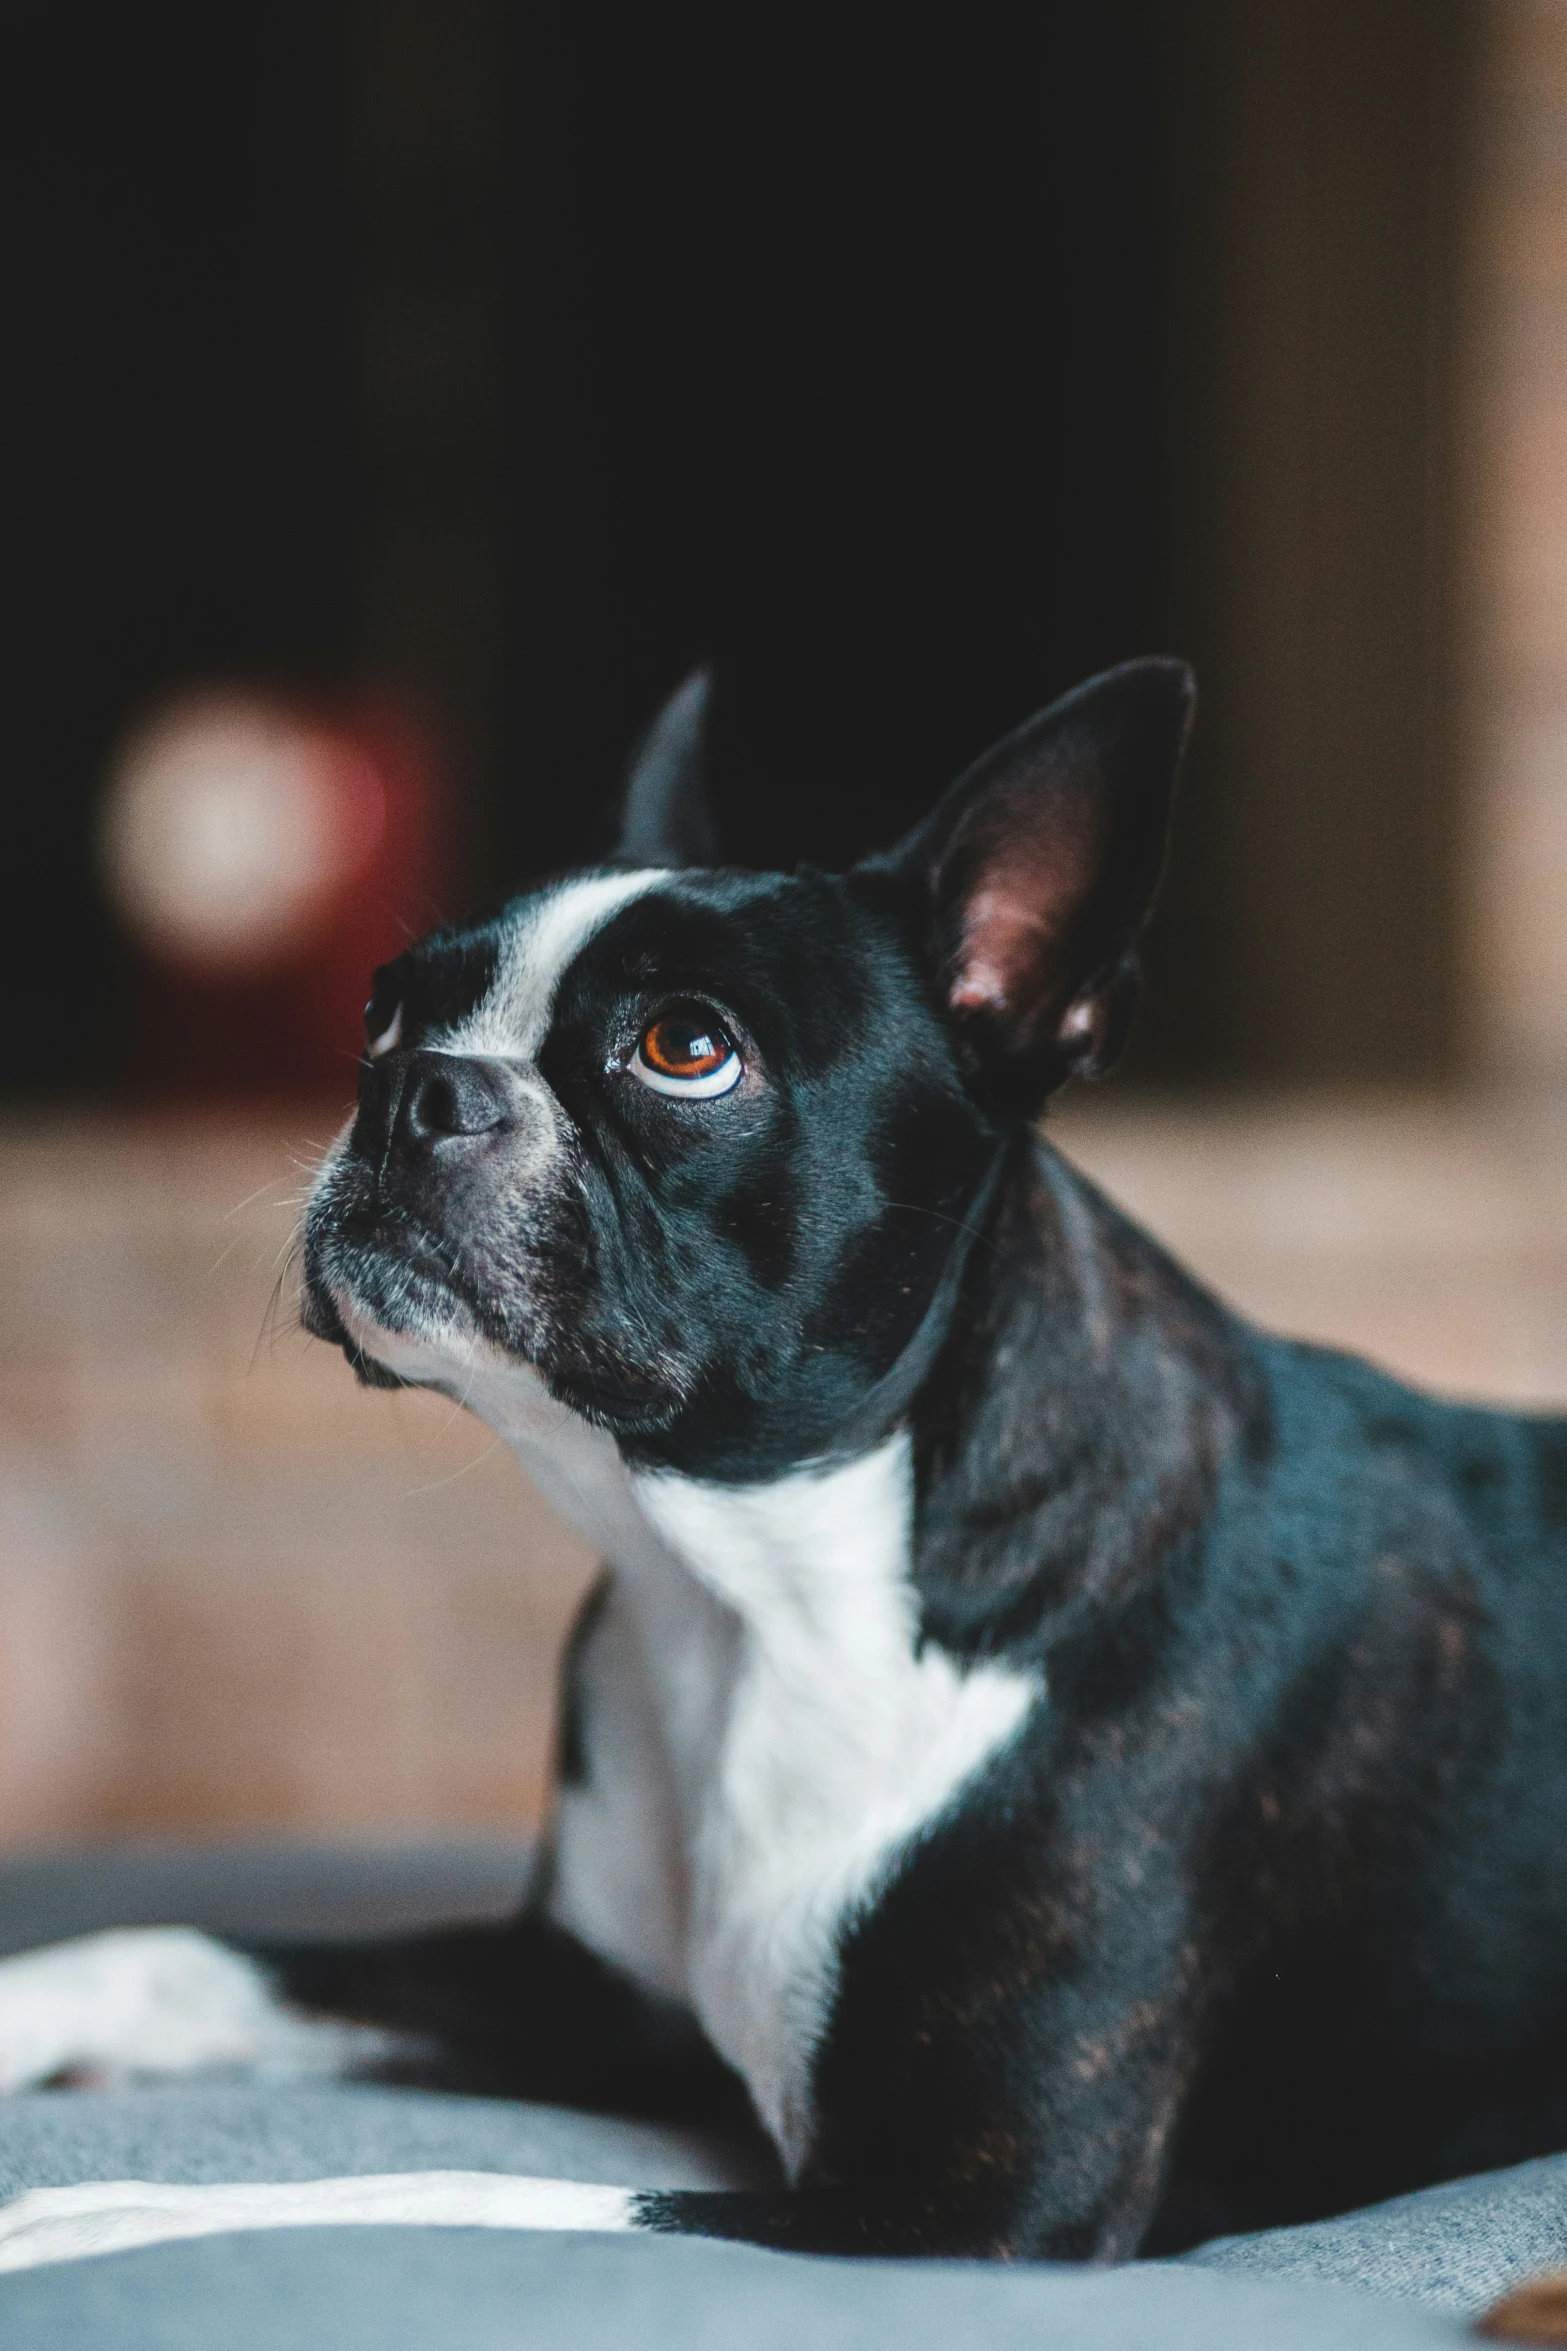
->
7, 658, 1567, 2269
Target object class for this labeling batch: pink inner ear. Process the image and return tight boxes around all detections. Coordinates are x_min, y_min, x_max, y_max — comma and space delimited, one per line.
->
949, 880, 1068, 1019
945, 807, 1099, 1044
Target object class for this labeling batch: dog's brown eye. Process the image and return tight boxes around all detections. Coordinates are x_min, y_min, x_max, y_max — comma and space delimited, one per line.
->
632, 1008, 742, 1099
642, 1014, 727, 1078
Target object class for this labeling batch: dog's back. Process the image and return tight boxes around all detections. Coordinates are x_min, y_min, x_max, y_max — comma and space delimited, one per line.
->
1046, 1161, 1567, 2240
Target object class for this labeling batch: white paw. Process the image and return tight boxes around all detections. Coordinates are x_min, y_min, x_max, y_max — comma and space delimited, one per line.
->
0, 2179, 223, 2272
0, 2172, 640, 2271
0, 1929, 392, 2091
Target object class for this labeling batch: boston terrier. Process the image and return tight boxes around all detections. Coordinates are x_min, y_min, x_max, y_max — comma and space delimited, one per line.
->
3, 657, 1567, 2274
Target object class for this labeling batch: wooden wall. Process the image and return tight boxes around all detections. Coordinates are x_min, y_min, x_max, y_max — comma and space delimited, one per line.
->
1135, 0, 1469, 1085
1462, 0, 1567, 1081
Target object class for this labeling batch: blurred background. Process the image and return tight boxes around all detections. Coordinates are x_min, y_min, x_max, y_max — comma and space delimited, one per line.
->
4, 0, 1566, 1855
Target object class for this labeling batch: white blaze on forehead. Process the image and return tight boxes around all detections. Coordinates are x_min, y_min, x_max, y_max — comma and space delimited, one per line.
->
436, 869, 668, 1059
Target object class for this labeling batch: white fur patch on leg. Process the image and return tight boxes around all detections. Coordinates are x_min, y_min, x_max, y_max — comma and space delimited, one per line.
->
0, 2172, 640, 2272
0, 1930, 396, 2091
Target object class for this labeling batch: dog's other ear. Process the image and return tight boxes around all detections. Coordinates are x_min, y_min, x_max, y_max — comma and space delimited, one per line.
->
875, 658, 1194, 1103
614, 669, 720, 867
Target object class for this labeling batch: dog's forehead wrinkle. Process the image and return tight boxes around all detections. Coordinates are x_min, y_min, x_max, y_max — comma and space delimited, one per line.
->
435, 869, 669, 1060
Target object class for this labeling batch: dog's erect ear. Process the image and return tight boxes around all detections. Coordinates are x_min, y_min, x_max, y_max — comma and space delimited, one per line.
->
874, 658, 1195, 1101
614, 669, 719, 867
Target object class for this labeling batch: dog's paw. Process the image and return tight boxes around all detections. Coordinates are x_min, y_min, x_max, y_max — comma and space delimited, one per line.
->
0, 2172, 642, 2271
0, 2179, 219, 2271
0, 1928, 390, 2091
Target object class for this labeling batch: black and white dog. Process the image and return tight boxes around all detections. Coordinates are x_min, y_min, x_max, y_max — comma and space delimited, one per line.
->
5, 657, 1567, 2272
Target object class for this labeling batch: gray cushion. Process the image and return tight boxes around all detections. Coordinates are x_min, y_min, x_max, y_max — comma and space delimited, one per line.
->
0, 1837, 535, 1955
0, 2081, 767, 2205
0, 2229, 1470, 2351
1186, 2149, 1567, 2313
0, 1843, 1546, 2345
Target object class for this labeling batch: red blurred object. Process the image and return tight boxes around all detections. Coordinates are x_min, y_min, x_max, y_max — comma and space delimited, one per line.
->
100, 691, 458, 1100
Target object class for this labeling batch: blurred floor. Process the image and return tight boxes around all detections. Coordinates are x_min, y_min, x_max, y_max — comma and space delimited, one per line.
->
0, 1110, 597, 1852
3, 1092, 1567, 1854
1055, 1090, 1567, 1405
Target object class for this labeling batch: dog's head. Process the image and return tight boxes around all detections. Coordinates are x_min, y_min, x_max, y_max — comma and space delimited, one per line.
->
302, 659, 1193, 1479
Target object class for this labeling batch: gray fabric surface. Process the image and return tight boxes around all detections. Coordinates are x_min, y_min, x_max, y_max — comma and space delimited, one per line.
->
0, 1838, 533, 1956
1187, 2149, 1567, 2313
0, 1844, 1556, 2343
0, 2081, 769, 2203
0, 2228, 1471, 2351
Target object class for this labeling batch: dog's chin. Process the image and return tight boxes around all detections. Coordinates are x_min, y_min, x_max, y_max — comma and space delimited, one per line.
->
298, 1256, 474, 1394
301, 1238, 686, 1437
298, 1277, 390, 1385
331, 1295, 681, 1438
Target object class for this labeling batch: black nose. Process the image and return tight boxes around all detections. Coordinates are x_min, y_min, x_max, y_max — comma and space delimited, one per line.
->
355, 1049, 520, 1162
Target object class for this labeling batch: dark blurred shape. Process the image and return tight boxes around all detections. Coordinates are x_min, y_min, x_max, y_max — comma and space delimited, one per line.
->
348, 0, 503, 875
7, 0, 359, 1094
498, 1, 1465, 1090
4, 0, 1466, 1097
501, 6, 1164, 880
1145, 0, 1467, 1085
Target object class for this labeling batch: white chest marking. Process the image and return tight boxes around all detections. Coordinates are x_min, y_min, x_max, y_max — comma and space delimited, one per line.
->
327, 1319, 1041, 2176
528, 1432, 1043, 2173
627, 1441, 1040, 2169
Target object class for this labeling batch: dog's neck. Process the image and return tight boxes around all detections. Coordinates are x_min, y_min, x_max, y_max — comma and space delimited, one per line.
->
909, 1128, 1267, 1660
347, 1125, 1261, 1661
